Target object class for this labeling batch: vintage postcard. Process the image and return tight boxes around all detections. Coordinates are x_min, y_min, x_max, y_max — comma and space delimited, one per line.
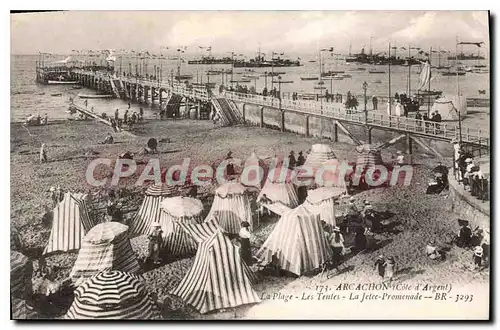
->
10, 10, 490, 320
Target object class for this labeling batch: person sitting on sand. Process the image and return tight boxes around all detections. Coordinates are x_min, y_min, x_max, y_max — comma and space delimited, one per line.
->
102, 133, 114, 144
239, 221, 253, 266
385, 256, 396, 282
473, 246, 483, 270
42, 113, 48, 125
374, 255, 387, 280
456, 220, 473, 248
329, 227, 345, 266
426, 240, 442, 260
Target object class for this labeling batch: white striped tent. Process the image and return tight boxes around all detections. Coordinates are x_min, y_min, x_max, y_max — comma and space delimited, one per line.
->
355, 144, 384, 169
205, 182, 253, 234
242, 152, 267, 189
128, 183, 176, 237
70, 222, 141, 285
303, 186, 346, 227
302, 144, 338, 174
177, 219, 225, 244
11, 251, 32, 299
256, 205, 332, 276
315, 158, 349, 190
257, 167, 299, 208
43, 192, 95, 255
65, 271, 162, 320
170, 230, 260, 314
159, 196, 204, 256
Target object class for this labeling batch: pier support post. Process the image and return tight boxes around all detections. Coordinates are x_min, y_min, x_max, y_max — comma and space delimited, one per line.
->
281, 111, 285, 132
305, 115, 310, 137
406, 133, 413, 164
197, 101, 201, 120
333, 121, 338, 142
260, 107, 264, 128
144, 87, 149, 105
368, 127, 373, 145
151, 87, 156, 106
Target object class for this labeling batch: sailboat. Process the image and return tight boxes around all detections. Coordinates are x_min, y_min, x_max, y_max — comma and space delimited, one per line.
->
432, 47, 452, 70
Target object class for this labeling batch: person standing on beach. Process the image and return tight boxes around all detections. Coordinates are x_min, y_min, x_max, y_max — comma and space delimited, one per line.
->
385, 256, 396, 282
124, 109, 129, 124
288, 151, 296, 169
374, 255, 386, 280
128, 101, 131, 109
239, 221, 253, 265
40, 143, 47, 163
115, 109, 119, 121
297, 151, 306, 166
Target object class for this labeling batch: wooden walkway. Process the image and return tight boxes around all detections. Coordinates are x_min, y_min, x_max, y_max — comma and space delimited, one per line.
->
71, 69, 490, 149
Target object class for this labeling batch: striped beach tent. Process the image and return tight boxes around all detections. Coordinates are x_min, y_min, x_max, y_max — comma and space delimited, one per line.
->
170, 230, 260, 314
159, 196, 204, 256
355, 144, 384, 169
65, 271, 161, 320
177, 218, 224, 244
302, 144, 338, 174
70, 222, 141, 285
44, 192, 95, 255
256, 205, 332, 276
257, 167, 299, 208
242, 152, 267, 189
128, 183, 176, 237
11, 251, 33, 299
205, 182, 253, 234
303, 186, 346, 227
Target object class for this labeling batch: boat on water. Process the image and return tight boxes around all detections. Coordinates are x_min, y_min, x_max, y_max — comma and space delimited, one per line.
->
372, 80, 382, 83
78, 94, 114, 99
300, 77, 319, 81
322, 70, 345, 76
279, 80, 294, 84
175, 74, 193, 80
417, 90, 443, 96
348, 67, 367, 71
313, 86, 326, 90
188, 56, 233, 65
368, 70, 386, 74
206, 69, 232, 75
233, 50, 301, 68
342, 74, 352, 78
441, 71, 466, 76
242, 75, 259, 80
447, 53, 485, 61
474, 64, 487, 68
50, 93, 63, 97
308, 60, 317, 63
48, 80, 79, 85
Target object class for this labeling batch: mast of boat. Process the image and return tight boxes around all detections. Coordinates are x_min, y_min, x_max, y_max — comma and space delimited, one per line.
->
438, 46, 441, 68
349, 41, 352, 56
427, 46, 432, 116
407, 44, 411, 97
455, 35, 462, 143
388, 42, 392, 115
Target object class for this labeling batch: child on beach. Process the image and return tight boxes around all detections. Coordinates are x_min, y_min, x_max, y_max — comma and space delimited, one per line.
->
374, 255, 386, 280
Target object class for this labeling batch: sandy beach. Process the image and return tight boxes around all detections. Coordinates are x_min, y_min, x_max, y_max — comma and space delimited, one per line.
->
11, 117, 489, 319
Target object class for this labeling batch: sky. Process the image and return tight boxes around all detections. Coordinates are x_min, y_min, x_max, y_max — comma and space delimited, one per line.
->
10, 11, 490, 56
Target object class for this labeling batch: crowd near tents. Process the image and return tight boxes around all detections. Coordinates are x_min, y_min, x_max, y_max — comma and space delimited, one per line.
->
13, 143, 404, 319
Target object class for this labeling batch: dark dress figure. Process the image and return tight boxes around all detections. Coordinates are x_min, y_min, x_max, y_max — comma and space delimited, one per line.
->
457, 224, 472, 248
372, 96, 378, 110
239, 222, 253, 265
374, 257, 386, 279
225, 152, 235, 176
297, 152, 306, 166
354, 227, 367, 252
288, 151, 297, 169
148, 226, 163, 264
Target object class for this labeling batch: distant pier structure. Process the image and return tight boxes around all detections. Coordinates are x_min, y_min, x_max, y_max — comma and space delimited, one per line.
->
35, 61, 490, 159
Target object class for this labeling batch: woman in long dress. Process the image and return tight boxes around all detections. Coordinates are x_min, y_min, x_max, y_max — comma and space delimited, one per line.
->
239, 221, 253, 265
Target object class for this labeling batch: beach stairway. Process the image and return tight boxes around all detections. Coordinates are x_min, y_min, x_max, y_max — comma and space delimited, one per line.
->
109, 78, 122, 99
119, 79, 130, 99
211, 97, 244, 126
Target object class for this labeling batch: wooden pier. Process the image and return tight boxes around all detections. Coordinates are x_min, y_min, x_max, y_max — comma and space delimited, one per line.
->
37, 65, 489, 158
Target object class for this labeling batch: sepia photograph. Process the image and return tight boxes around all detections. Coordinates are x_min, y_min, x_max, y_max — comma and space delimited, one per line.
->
9, 10, 490, 320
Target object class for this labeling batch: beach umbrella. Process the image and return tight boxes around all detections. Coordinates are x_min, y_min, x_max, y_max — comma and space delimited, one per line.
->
160, 196, 203, 218
65, 271, 161, 320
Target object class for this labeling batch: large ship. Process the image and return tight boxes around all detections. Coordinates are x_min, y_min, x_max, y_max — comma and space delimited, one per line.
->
346, 47, 421, 66
233, 51, 301, 68
447, 53, 486, 61
188, 56, 234, 65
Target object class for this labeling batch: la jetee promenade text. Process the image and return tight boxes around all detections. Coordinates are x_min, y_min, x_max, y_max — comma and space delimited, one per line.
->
85, 157, 414, 188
